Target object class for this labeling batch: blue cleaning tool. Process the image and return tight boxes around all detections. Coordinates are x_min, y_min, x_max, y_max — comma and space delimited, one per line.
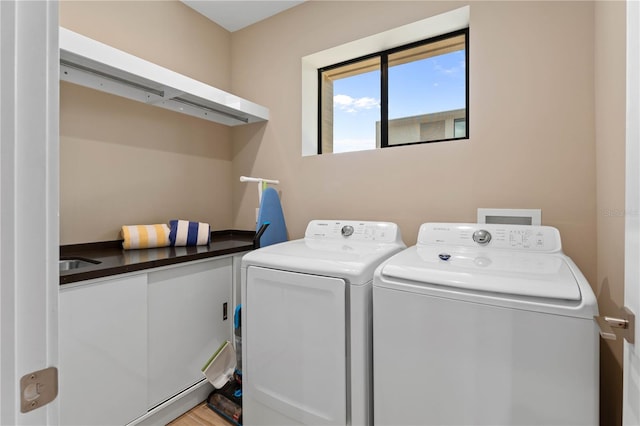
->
234, 305, 242, 374
234, 305, 242, 330
255, 187, 287, 247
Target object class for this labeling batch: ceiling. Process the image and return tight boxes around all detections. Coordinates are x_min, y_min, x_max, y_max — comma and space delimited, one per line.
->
180, 0, 306, 32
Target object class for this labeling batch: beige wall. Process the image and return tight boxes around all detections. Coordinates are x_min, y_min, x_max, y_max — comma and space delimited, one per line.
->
231, 1, 597, 281
59, 0, 234, 244
595, 2, 626, 425
60, 0, 231, 90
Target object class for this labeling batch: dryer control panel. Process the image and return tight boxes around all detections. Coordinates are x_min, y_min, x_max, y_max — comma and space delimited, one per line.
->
417, 223, 562, 252
305, 220, 402, 244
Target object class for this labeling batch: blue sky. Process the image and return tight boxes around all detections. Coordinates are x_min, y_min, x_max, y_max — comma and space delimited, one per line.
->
332, 49, 466, 153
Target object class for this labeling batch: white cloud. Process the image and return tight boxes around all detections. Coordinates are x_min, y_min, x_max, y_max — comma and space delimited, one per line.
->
354, 97, 378, 109
334, 94, 379, 114
433, 52, 466, 75
434, 64, 460, 75
334, 94, 354, 107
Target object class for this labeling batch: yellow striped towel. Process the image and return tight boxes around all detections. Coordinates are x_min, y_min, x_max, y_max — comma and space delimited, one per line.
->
121, 224, 171, 250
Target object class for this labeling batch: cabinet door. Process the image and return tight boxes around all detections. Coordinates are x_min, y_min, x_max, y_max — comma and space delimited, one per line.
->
147, 257, 232, 408
59, 275, 148, 425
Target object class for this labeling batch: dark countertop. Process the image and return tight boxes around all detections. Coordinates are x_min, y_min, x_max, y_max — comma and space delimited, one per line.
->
60, 230, 255, 285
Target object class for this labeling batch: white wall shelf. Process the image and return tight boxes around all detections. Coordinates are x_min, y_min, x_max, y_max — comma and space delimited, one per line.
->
59, 27, 269, 126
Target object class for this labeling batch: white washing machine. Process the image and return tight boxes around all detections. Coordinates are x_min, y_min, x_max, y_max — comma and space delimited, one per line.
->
241, 220, 405, 426
373, 223, 599, 426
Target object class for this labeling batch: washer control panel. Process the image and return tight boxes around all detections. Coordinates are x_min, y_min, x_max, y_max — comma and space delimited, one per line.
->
418, 223, 562, 252
305, 220, 402, 243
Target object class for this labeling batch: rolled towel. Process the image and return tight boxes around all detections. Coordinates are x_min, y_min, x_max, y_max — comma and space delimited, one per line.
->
121, 224, 171, 250
169, 219, 211, 246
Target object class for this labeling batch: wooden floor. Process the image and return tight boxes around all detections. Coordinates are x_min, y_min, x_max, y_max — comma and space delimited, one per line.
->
168, 402, 231, 426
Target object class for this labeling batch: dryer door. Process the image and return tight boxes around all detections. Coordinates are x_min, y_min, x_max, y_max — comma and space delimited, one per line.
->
244, 266, 347, 425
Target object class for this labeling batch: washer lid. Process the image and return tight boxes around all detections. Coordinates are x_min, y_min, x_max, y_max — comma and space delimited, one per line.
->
243, 239, 405, 285
242, 220, 405, 285
379, 246, 581, 301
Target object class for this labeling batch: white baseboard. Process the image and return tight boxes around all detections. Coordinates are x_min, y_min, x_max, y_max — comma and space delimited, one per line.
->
127, 380, 214, 426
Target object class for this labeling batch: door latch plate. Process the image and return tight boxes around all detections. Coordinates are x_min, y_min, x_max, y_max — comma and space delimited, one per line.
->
595, 306, 635, 344
20, 367, 58, 413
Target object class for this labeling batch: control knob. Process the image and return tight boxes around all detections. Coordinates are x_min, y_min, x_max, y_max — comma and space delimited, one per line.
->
341, 225, 354, 237
472, 229, 492, 245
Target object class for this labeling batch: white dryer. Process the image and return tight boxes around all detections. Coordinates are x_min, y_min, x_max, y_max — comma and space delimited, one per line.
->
373, 223, 599, 426
241, 220, 405, 426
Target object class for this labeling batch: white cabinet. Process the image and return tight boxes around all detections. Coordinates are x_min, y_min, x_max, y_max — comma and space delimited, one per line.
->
59, 256, 236, 425
147, 257, 233, 409
59, 274, 148, 425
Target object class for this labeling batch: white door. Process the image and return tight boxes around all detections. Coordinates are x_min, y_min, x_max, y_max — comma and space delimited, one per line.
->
0, 1, 60, 425
624, 1, 640, 424
147, 258, 232, 408
244, 266, 346, 426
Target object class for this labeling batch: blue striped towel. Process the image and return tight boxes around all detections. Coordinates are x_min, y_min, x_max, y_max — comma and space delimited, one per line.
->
169, 220, 211, 246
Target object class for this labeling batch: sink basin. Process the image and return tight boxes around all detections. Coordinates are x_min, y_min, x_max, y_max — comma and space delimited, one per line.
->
59, 258, 100, 272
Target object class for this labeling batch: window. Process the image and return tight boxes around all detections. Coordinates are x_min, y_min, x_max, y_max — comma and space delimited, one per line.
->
318, 29, 468, 154
454, 117, 466, 138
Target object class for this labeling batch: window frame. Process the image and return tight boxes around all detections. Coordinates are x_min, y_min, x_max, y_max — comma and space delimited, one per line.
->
317, 28, 469, 154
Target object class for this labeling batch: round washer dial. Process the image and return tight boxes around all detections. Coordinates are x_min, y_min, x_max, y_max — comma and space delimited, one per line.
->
472, 229, 492, 245
341, 225, 354, 237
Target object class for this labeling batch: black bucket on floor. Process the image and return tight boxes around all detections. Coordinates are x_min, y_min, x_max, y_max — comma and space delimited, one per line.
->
206, 379, 242, 426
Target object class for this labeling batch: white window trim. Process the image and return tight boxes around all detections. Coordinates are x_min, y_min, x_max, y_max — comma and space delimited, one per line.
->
301, 6, 470, 156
